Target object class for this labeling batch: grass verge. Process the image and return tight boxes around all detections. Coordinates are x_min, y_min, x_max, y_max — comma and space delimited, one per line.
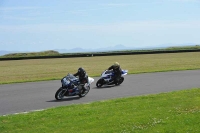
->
0, 52, 200, 84
0, 88, 199, 133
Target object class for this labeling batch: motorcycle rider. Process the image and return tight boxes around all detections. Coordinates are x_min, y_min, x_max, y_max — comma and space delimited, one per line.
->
108, 62, 122, 83
73, 67, 88, 94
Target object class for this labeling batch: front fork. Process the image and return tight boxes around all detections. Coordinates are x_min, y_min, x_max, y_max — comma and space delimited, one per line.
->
61, 88, 68, 96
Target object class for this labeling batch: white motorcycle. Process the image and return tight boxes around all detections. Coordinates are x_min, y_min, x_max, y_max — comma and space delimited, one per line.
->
55, 74, 94, 100
96, 69, 128, 88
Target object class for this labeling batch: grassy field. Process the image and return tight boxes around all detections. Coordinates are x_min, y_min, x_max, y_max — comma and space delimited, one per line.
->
0, 88, 199, 133
1, 52, 200, 132
0, 52, 200, 84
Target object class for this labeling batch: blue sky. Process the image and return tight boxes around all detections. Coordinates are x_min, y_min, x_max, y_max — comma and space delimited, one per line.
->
0, 0, 200, 51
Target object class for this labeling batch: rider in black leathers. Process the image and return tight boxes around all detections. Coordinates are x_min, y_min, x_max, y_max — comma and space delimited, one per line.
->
108, 62, 122, 83
74, 67, 88, 93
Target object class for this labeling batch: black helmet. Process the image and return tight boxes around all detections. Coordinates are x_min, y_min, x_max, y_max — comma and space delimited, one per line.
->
78, 67, 84, 73
78, 67, 86, 76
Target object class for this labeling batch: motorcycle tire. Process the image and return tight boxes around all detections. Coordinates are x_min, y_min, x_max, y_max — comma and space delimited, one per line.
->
96, 79, 104, 88
55, 87, 67, 100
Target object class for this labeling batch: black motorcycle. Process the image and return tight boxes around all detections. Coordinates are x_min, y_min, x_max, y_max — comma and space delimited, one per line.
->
55, 74, 94, 100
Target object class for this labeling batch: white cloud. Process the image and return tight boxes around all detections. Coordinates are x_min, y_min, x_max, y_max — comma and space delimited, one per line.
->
1, 20, 200, 33
3, 16, 35, 21
100, 3, 133, 7
167, 0, 200, 2
0, 6, 44, 11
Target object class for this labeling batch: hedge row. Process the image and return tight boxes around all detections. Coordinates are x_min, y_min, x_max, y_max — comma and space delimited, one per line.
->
0, 49, 200, 61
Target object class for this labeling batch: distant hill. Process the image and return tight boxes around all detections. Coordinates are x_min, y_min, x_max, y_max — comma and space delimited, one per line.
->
55, 43, 198, 53
0, 50, 11, 56
2, 50, 59, 57
55, 44, 134, 53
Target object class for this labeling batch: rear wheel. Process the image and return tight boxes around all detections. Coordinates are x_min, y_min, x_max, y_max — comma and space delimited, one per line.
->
96, 79, 104, 88
55, 87, 67, 100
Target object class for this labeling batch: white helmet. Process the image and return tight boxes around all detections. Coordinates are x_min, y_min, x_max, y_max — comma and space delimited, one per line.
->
113, 62, 120, 67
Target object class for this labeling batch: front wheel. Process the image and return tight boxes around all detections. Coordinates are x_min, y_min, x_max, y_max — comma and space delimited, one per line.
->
55, 87, 67, 100
96, 79, 104, 88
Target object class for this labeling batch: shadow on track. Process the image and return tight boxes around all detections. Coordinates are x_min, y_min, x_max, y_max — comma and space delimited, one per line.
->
92, 85, 121, 89
47, 96, 81, 102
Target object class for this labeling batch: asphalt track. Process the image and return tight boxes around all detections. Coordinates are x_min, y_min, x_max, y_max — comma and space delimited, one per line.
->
0, 70, 200, 116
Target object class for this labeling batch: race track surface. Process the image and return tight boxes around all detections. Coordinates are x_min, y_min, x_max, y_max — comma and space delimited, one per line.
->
0, 70, 200, 116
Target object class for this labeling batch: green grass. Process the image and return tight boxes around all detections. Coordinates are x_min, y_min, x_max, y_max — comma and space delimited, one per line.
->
0, 52, 200, 84
0, 88, 199, 133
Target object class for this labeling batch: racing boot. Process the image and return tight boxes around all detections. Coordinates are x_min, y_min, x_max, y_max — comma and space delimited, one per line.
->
77, 85, 83, 94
